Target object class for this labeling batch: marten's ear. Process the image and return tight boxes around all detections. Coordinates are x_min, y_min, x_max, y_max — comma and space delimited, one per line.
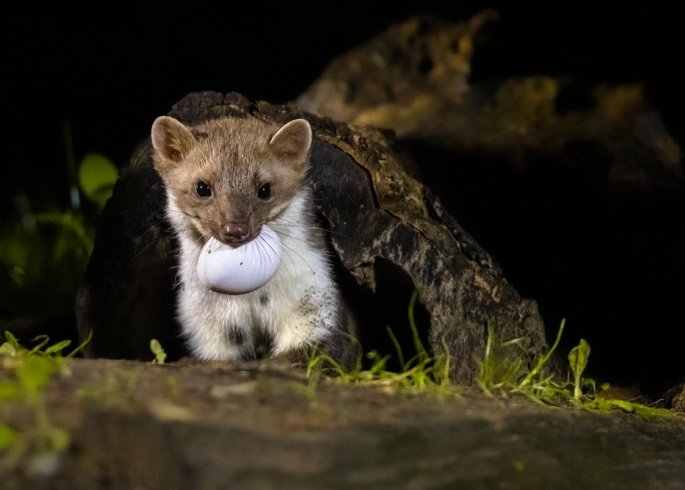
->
151, 116, 196, 168
269, 119, 312, 170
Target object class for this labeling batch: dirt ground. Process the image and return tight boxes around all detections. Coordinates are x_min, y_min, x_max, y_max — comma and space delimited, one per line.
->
2, 358, 685, 489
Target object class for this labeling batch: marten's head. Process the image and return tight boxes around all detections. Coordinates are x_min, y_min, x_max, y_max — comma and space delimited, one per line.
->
151, 116, 312, 246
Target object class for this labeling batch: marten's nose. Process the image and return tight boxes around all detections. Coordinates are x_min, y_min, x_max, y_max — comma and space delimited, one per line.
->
220, 222, 250, 245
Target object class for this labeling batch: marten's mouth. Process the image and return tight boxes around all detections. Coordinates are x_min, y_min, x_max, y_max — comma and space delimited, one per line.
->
218, 235, 256, 247
215, 224, 262, 248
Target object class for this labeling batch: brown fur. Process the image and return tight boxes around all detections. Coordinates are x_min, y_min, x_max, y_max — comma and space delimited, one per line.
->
151, 116, 311, 245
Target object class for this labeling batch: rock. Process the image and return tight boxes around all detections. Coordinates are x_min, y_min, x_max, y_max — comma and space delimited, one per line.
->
76, 91, 549, 384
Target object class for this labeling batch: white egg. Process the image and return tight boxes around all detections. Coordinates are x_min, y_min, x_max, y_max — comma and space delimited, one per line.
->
196, 225, 282, 294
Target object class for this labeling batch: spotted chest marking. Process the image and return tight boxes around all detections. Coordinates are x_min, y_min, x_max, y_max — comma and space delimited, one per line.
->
224, 325, 274, 360
225, 327, 245, 346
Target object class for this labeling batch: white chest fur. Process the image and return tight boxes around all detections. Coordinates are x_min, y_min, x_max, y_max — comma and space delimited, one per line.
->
168, 190, 340, 360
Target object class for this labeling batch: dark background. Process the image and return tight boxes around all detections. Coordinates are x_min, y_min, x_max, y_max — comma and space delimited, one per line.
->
4, 2, 684, 390
5, 3, 682, 203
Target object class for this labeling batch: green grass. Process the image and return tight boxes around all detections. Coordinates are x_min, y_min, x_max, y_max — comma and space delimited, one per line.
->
476, 320, 676, 416
306, 291, 455, 398
476, 320, 568, 405
0, 330, 91, 467
308, 296, 677, 417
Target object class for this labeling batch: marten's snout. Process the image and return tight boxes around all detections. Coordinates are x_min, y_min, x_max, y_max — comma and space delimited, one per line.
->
220, 222, 251, 246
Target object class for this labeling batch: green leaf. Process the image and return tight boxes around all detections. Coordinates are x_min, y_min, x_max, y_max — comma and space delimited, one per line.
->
49, 427, 71, 452
33, 212, 93, 254
568, 338, 590, 401
600, 398, 634, 412
28, 335, 51, 355
17, 356, 59, 397
150, 339, 167, 364
4, 331, 21, 350
44, 340, 72, 356
0, 331, 22, 356
0, 232, 28, 268
78, 153, 118, 207
67, 329, 92, 358
0, 424, 19, 448
520, 319, 565, 389
631, 404, 674, 418
0, 381, 22, 400
0, 341, 18, 357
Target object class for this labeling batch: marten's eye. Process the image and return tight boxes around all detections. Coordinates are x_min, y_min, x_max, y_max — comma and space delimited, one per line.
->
257, 183, 271, 200
196, 181, 212, 198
